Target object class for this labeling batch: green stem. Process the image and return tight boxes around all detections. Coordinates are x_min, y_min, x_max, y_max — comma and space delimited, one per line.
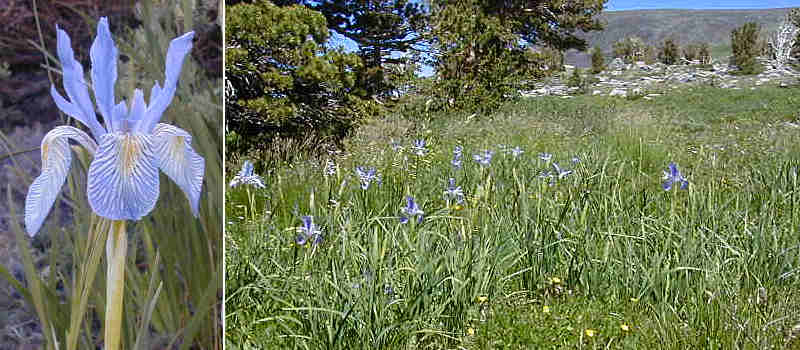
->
105, 220, 127, 350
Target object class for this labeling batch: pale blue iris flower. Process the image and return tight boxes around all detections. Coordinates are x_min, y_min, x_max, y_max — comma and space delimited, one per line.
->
539, 152, 553, 162
444, 178, 464, 203
510, 146, 524, 158
24, 18, 203, 235
356, 166, 381, 190
296, 215, 323, 246
473, 150, 494, 167
229, 160, 265, 188
551, 162, 573, 179
451, 146, 463, 169
399, 196, 424, 224
662, 162, 689, 190
412, 139, 428, 156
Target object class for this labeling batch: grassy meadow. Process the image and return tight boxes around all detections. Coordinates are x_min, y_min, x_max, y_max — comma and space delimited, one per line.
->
225, 85, 800, 349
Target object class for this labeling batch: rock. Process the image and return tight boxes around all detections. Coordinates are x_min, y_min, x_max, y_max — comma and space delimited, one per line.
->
609, 88, 627, 97
608, 57, 625, 71
592, 90, 602, 95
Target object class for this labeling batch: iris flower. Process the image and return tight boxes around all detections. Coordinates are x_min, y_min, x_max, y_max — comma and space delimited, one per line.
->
539, 152, 553, 162
296, 215, 323, 246
662, 162, 689, 190
551, 162, 573, 179
229, 160, 266, 188
24, 18, 203, 235
399, 196, 424, 224
412, 139, 428, 156
444, 178, 464, 203
451, 146, 463, 169
355, 166, 380, 190
472, 150, 494, 167
510, 146, 524, 158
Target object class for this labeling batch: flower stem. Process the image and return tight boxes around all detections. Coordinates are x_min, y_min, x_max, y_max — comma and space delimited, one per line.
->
105, 220, 127, 350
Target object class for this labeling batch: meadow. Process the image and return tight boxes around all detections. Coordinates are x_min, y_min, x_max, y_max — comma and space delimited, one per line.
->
225, 84, 800, 349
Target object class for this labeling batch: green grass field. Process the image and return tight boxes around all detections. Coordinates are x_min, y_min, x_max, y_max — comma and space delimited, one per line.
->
225, 84, 800, 349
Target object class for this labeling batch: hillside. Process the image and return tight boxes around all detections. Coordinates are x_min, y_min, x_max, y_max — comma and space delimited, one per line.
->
566, 8, 794, 67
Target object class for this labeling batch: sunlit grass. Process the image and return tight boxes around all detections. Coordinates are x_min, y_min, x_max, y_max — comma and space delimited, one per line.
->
226, 85, 800, 349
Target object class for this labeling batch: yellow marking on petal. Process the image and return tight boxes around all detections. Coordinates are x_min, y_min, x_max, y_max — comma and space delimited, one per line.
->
119, 135, 141, 177
169, 136, 186, 163
41, 141, 50, 164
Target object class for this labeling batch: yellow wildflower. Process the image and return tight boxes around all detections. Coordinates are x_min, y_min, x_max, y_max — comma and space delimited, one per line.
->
549, 277, 562, 284
584, 329, 596, 337
620, 324, 631, 332
477, 296, 488, 303
542, 305, 551, 314
630, 297, 639, 303
467, 327, 475, 336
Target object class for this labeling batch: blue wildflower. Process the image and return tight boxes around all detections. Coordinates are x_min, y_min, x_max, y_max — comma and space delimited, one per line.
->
296, 215, 323, 246
24, 17, 201, 235
662, 162, 689, 190
399, 196, 424, 224
356, 166, 380, 190
539, 152, 553, 162
452, 146, 463, 169
323, 160, 336, 177
229, 160, 266, 188
552, 162, 573, 180
444, 178, 464, 203
412, 139, 428, 156
390, 139, 402, 152
473, 150, 494, 167
510, 146, 524, 158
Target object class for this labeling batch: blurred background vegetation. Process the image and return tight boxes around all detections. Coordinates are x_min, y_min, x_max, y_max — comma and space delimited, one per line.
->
0, 0, 222, 349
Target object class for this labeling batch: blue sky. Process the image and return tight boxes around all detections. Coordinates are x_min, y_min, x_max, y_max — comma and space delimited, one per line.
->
607, 0, 799, 11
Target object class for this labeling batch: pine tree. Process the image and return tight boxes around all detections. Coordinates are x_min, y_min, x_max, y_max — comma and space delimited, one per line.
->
591, 47, 605, 73
429, 0, 606, 110
311, 0, 426, 96
731, 22, 763, 74
225, 0, 372, 153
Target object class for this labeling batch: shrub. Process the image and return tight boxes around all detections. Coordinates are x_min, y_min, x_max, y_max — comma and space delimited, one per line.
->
659, 38, 680, 65
731, 22, 764, 74
612, 36, 655, 63
591, 47, 605, 73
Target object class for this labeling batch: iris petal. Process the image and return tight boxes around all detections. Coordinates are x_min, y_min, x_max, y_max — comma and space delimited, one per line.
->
87, 133, 160, 220
25, 126, 97, 236
55, 25, 106, 139
138, 32, 195, 133
152, 123, 205, 217
90, 17, 118, 130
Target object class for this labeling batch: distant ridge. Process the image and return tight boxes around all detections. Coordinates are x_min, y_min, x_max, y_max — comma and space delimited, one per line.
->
566, 7, 793, 67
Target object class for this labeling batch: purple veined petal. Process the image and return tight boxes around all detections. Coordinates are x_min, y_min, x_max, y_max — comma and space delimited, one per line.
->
669, 162, 679, 177
25, 126, 97, 236
301, 215, 314, 234
54, 25, 106, 139
152, 123, 205, 217
662, 180, 673, 191
112, 100, 127, 128
137, 31, 195, 133
87, 133, 160, 220
89, 17, 118, 131
121, 89, 147, 132
399, 215, 409, 224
